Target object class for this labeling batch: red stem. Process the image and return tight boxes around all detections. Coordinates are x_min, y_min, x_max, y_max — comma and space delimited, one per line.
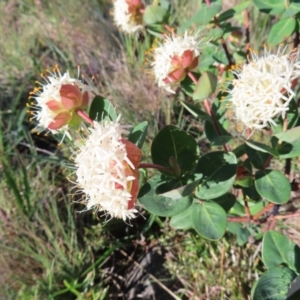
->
138, 163, 173, 174
77, 110, 94, 126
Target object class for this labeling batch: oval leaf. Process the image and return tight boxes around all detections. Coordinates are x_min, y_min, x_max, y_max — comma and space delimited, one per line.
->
268, 18, 296, 46
195, 151, 237, 200
151, 125, 199, 177
89, 96, 117, 121
253, 266, 297, 300
204, 120, 232, 146
275, 126, 300, 143
211, 193, 236, 212
245, 142, 271, 169
192, 201, 227, 240
245, 140, 279, 157
262, 230, 300, 273
143, 5, 169, 25
252, 0, 286, 15
138, 176, 193, 217
179, 3, 221, 31
170, 203, 196, 230
255, 170, 291, 204
128, 121, 148, 149
193, 71, 217, 101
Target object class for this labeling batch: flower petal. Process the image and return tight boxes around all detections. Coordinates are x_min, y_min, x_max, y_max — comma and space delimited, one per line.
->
181, 50, 195, 69
60, 84, 82, 109
46, 100, 63, 112
48, 112, 72, 130
165, 68, 186, 83
122, 138, 142, 168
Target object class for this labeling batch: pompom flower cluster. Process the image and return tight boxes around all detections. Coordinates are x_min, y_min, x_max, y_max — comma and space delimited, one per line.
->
113, 0, 144, 34
73, 116, 142, 221
29, 67, 95, 135
229, 48, 300, 131
150, 31, 201, 93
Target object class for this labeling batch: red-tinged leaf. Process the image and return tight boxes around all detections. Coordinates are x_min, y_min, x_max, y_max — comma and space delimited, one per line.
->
165, 68, 186, 83
188, 56, 199, 71
48, 112, 72, 130
128, 169, 140, 209
46, 100, 62, 112
122, 138, 142, 169
181, 50, 194, 68
60, 84, 81, 109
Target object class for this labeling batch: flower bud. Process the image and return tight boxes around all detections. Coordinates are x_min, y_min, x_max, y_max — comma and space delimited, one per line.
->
29, 68, 96, 135
150, 31, 201, 93
113, 0, 145, 34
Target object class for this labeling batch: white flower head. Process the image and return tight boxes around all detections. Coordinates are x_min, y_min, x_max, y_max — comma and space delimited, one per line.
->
228, 47, 300, 132
28, 66, 96, 137
73, 115, 142, 221
150, 31, 201, 93
113, 0, 144, 34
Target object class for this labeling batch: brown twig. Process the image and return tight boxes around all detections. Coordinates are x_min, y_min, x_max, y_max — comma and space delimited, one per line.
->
244, 10, 250, 57
243, 192, 251, 221
204, 0, 234, 66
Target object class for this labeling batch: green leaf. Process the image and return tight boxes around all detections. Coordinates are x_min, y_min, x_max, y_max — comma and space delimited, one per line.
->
232, 144, 246, 158
252, 0, 286, 15
273, 127, 300, 158
195, 151, 237, 200
283, 1, 300, 18
245, 140, 279, 157
143, 5, 169, 25
262, 230, 300, 274
170, 203, 195, 230
277, 139, 300, 159
268, 18, 296, 45
243, 185, 261, 201
192, 201, 227, 240
218, 1, 250, 23
244, 142, 270, 169
227, 223, 250, 246
272, 99, 299, 134
159, 179, 201, 199
206, 28, 224, 40
275, 126, 300, 143
210, 193, 236, 212
235, 176, 253, 188
146, 24, 164, 37
89, 96, 117, 121
255, 170, 291, 204
180, 72, 200, 97
193, 71, 218, 101
179, 3, 222, 31
204, 120, 232, 146
180, 101, 212, 121
138, 176, 193, 217
253, 266, 297, 300
151, 125, 199, 176
128, 121, 148, 149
